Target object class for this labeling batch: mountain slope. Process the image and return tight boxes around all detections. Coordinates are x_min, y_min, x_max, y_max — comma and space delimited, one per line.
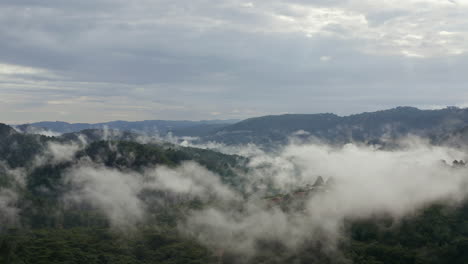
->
206, 107, 468, 145
4, 122, 468, 263
19, 119, 240, 135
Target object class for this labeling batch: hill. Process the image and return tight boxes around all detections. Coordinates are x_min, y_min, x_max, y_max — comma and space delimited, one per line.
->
0, 123, 247, 263
3, 122, 468, 263
18, 107, 468, 147
17, 119, 240, 136
205, 107, 468, 145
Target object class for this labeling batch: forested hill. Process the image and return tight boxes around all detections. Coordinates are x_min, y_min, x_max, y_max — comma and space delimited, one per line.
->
0, 123, 246, 179
4, 122, 468, 263
17, 119, 239, 136
0, 123, 247, 263
205, 106, 468, 145
18, 107, 468, 146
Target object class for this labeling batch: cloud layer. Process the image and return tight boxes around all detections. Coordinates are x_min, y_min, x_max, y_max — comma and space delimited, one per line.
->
2, 131, 468, 259
179, 140, 468, 255
34, 136, 467, 257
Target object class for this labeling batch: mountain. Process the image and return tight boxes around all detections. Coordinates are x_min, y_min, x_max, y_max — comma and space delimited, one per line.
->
204, 106, 468, 145
3, 122, 468, 263
434, 124, 468, 148
19, 107, 468, 147
0, 124, 49, 169
0, 123, 16, 137
18, 119, 240, 135
0, 123, 250, 263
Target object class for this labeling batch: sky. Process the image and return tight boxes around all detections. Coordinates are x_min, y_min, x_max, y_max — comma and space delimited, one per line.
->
1, 0, 468, 123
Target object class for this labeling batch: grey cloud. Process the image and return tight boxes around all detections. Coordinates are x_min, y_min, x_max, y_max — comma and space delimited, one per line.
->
63, 161, 238, 229
0, 163, 26, 229
0, 189, 20, 228
2, 133, 468, 257
365, 10, 410, 26
1, 0, 468, 122
180, 139, 468, 256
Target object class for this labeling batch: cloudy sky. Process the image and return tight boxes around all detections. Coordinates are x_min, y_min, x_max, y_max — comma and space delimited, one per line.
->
1, 0, 468, 123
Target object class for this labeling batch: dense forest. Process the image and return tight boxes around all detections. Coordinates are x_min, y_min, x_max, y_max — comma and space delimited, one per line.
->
2, 122, 468, 263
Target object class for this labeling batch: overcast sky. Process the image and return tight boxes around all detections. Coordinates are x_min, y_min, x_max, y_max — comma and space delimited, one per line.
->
1, 0, 468, 123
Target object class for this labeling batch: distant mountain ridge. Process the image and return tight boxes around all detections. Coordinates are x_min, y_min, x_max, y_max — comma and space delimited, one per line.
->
16, 119, 240, 136
14, 107, 468, 146
204, 106, 468, 145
